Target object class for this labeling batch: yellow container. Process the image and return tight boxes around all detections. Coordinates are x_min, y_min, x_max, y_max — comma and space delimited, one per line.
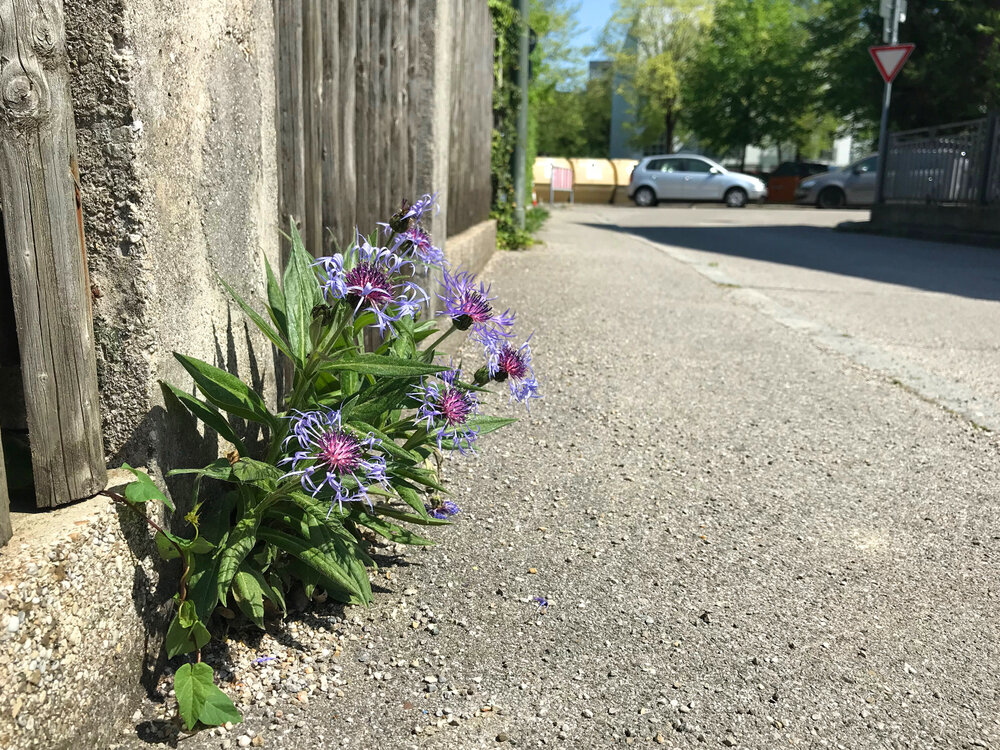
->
533, 157, 574, 204
611, 159, 639, 204
567, 159, 616, 204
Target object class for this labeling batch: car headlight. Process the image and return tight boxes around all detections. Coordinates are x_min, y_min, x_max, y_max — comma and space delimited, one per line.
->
800, 180, 816, 189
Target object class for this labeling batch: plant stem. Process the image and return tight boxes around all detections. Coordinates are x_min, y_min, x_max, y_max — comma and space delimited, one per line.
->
426, 324, 457, 353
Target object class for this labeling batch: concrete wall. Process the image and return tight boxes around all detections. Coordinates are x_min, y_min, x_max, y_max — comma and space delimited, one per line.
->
0, 2, 281, 746
0, 1, 496, 747
66, 0, 282, 478
872, 203, 1000, 237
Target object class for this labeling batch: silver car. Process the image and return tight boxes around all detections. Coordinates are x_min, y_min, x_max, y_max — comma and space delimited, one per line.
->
795, 155, 877, 208
628, 154, 767, 208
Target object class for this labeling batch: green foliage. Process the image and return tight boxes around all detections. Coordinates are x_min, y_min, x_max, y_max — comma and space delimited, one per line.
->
809, 0, 1000, 138
490, 0, 555, 249
174, 663, 241, 731
683, 0, 812, 160
601, 0, 710, 152
119, 210, 525, 731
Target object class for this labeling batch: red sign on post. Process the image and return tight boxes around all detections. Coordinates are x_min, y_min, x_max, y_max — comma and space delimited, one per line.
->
869, 43, 915, 83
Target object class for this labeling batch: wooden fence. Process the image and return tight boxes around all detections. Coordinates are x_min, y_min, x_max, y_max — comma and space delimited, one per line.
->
276, 0, 423, 259
447, 0, 493, 237
0, 0, 107, 533
0, 0, 494, 545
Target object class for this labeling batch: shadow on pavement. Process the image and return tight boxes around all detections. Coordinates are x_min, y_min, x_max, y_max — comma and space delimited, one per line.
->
586, 222, 1000, 303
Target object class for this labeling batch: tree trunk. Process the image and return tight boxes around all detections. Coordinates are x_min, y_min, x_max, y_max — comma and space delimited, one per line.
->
740, 144, 747, 172
664, 107, 676, 154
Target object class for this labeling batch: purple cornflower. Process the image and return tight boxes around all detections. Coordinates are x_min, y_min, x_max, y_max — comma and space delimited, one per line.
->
438, 269, 515, 348
412, 369, 480, 453
315, 238, 427, 333
387, 193, 439, 233
426, 500, 461, 520
487, 336, 541, 409
280, 409, 388, 510
392, 226, 446, 268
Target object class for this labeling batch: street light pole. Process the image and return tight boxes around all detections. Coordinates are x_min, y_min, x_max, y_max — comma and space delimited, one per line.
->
875, 0, 903, 204
513, 0, 529, 230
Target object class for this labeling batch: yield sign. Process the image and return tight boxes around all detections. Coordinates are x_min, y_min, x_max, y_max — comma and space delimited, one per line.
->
869, 44, 915, 83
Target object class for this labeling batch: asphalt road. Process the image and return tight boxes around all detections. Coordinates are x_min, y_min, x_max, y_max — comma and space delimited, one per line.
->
594, 204, 1000, 430
131, 205, 1000, 750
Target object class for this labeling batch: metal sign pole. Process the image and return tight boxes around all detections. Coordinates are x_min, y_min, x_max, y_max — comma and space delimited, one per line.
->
875, 0, 902, 204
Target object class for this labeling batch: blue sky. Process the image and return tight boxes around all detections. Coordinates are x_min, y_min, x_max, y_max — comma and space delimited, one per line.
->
573, 0, 616, 55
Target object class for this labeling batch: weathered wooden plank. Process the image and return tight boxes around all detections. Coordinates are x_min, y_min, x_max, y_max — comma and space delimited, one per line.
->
320, 0, 339, 254
338, 0, 357, 246
275, 0, 306, 264
0, 0, 106, 508
354, 0, 371, 233
0, 428, 11, 547
447, 0, 493, 236
302, 0, 323, 257
406, 0, 419, 198
379, 0, 393, 221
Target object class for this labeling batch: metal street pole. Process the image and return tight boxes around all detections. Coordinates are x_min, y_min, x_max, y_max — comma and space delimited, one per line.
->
875, 0, 902, 204
513, 0, 529, 230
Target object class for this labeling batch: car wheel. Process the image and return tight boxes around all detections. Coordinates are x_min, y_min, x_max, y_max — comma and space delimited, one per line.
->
724, 187, 748, 208
817, 187, 846, 209
633, 186, 657, 207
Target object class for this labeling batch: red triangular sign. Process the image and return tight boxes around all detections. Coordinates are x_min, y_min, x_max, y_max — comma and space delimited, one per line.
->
869, 44, 915, 83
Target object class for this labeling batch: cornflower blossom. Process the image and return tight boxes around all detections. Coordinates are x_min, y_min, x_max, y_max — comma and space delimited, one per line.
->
438, 269, 515, 348
487, 336, 541, 409
391, 226, 446, 268
426, 500, 461, 520
387, 193, 438, 233
280, 409, 388, 510
531, 596, 549, 612
315, 238, 427, 333
412, 369, 479, 453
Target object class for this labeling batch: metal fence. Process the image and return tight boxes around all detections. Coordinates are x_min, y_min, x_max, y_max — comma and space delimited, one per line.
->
884, 115, 1000, 205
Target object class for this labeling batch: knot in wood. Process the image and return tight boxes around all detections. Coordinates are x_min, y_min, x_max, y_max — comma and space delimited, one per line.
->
0, 68, 47, 123
31, 17, 57, 58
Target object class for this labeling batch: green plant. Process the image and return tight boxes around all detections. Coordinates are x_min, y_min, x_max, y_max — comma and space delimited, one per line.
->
118, 200, 538, 731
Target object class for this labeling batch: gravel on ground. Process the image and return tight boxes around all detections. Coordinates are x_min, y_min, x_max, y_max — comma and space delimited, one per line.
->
121, 206, 1000, 750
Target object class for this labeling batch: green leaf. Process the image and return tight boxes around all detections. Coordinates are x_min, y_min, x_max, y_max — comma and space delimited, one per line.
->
167, 458, 234, 482
216, 513, 262, 606
230, 458, 283, 491
232, 568, 265, 629
352, 511, 434, 546
259, 526, 370, 605
121, 464, 175, 513
217, 275, 292, 361
466, 414, 518, 435
390, 464, 448, 493
174, 353, 278, 429
373, 503, 453, 526
153, 531, 214, 561
321, 353, 446, 378
394, 485, 430, 520
162, 383, 250, 456
174, 662, 242, 731
264, 253, 288, 337
283, 221, 321, 366
165, 601, 211, 658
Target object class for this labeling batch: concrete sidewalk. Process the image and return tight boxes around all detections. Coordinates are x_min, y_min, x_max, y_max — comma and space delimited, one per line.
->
150, 207, 1000, 750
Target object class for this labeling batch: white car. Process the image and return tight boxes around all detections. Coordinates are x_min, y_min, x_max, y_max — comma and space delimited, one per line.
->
628, 154, 767, 208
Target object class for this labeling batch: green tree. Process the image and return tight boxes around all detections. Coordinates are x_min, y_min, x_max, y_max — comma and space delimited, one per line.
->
601, 0, 711, 152
683, 0, 812, 166
810, 0, 1000, 139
